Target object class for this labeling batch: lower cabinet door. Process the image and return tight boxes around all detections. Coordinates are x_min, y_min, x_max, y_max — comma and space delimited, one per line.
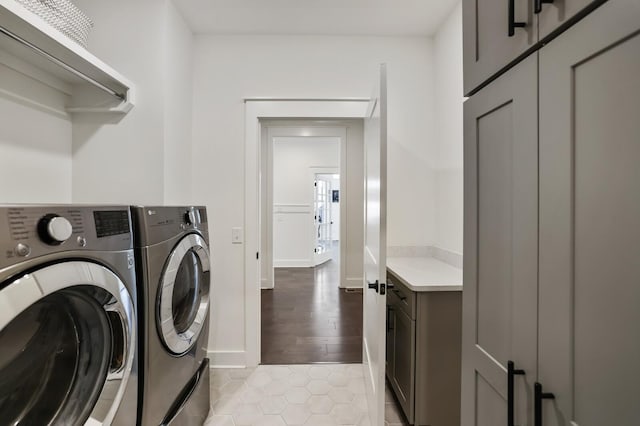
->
538, 2, 640, 425
390, 306, 415, 423
386, 303, 395, 379
462, 53, 539, 426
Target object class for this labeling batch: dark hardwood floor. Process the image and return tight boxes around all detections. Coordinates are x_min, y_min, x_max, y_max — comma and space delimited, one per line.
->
261, 258, 363, 364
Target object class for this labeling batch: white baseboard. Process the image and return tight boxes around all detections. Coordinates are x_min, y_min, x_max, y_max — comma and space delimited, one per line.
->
261, 278, 273, 290
207, 350, 247, 368
342, 277, 363, 289
273, 259, 311, 268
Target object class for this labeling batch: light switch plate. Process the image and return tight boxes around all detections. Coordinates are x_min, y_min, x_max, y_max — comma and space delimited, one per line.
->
232, 227, 243, 244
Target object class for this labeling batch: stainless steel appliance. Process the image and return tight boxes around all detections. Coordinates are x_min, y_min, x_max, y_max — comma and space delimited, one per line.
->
0, 205, 138, 425
131, 206, 210, 426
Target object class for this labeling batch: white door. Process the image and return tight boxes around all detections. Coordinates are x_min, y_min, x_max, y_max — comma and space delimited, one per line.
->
363, 63, 387, 426
313, 174, 333, 265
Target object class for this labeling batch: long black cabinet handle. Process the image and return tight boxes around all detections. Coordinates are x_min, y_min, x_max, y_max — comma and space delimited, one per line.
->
534, 382, 556, 426
392, 289, 407, 301
534, 0, 554, 14
507, 361, 525, 426
508, 0, 526, 36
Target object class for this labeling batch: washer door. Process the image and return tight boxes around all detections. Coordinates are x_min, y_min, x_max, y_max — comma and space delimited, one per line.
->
0, 261, 136, 426
158, 233, 210, 355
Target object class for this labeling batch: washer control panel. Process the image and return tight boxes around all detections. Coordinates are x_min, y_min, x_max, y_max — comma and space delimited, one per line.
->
38, 214, 73, 245
0, 206, 133, 268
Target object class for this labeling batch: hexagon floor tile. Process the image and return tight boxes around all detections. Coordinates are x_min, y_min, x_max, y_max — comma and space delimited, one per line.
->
205, 364, 409, 426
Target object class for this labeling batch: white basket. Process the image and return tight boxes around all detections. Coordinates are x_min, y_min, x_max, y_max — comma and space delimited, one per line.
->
15, 0, 94, 48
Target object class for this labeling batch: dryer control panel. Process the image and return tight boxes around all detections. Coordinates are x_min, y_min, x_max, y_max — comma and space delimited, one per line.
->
0, 205, 133, 269
130, 206, 208, 247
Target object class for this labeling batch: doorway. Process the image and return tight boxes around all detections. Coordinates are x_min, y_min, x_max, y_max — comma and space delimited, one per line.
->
313, 172, 340, 267
259, 121, 364, 364
243, 93, 389, 424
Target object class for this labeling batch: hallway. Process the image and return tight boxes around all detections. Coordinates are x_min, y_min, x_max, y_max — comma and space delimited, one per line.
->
261, 258, 363, 364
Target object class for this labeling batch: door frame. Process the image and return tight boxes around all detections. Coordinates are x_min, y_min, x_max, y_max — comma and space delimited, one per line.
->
264, 125, 346, 287
245, 99, 369, 367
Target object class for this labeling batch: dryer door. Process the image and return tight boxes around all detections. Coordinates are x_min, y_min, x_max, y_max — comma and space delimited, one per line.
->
157, 233, 211, 355
0, 261, 136, 426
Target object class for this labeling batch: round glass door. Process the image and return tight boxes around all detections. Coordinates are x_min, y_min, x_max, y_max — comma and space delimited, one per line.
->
158, 233, 210, 355
0, 262, 135, 426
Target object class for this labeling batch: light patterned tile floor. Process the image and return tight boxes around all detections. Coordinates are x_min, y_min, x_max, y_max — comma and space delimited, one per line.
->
205, 364, 408, 426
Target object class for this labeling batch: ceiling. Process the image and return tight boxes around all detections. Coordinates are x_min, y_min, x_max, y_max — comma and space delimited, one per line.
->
172, 0, 460, 36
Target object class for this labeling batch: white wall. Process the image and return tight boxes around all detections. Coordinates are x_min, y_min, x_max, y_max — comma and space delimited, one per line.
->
272, 136, 339, 267
164, 0, 195, 205
433, 2, 464, 255
0, 64, 72, 203
71, 0, 193, 205
192, 35, 436, 362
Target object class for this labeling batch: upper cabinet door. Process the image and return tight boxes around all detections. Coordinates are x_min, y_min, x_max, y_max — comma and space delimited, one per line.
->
463, 0, 537, 95
539, 1, 640, 425
462, 53, 538, 426
537, 0, 601, 39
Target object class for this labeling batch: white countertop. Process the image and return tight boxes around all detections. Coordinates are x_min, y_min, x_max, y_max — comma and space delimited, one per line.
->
387, 257, 463, 292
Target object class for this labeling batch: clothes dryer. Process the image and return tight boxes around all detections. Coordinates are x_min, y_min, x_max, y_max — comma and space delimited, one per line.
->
131, 206, 210, 426
0, 205, 138, 425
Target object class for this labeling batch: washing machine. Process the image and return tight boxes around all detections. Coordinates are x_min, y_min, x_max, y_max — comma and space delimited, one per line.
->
0, 205, 138, 425
131, 206, 210, 426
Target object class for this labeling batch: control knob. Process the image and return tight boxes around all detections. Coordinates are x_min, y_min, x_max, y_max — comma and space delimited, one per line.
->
184, 210, 197, 226
38, 214, 73, 245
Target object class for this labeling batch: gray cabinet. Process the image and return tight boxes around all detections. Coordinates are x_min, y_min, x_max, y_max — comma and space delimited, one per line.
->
388, 294, 415, 419
463, 0, 537, 95
462, 53, 538, 426
385, 303, 394, 374
386, 277, 417, 423
463, 0, 603, 95
386, 271, 462, 426
537, 0, 600, 39
462, 1, 640, 425
538, 2, 640, 425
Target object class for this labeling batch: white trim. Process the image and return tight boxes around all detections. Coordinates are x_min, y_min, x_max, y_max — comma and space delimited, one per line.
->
274, 204, 312, 214
261, 278, 269, 289
273, 259, 312, 268
208, 350, 247, 368
343, 277, 364, 289
245, 99, 369, 367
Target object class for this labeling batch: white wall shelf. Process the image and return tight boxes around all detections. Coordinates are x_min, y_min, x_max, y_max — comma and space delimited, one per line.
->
0, 0, 135, 113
